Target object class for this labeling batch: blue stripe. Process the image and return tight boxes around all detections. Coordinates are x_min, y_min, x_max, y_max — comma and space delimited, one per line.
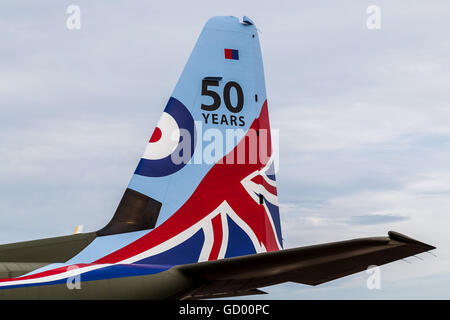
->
225, 216, 256, 258
0, 264, 170, 290
266, 162, 276, 181
134, 228, 205, 265
263, 196, 283, 248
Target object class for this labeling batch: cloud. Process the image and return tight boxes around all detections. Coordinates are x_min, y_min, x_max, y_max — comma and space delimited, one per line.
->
346, 214, 410, 225
0, 0, 448, 299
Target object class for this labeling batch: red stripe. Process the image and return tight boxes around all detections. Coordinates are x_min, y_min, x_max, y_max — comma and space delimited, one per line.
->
0, 264, 93, 283
208, 214, 223, 260
250, 175, 278, 196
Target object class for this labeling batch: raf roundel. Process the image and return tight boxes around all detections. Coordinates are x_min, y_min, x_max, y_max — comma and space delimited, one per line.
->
135, 97, 196, 177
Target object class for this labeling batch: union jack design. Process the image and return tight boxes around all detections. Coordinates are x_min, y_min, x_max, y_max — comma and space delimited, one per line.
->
94, 101, 282, 266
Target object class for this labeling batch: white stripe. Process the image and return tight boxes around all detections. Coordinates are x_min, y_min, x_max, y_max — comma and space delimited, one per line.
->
241, 170, 279, 206
217, 212, 229, 259
0, 264, 111, 288
198, 222, 214, 262
120, 202, 230, 264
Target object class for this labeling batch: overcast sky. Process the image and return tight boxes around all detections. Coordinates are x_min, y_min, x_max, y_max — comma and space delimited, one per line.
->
0, 1, 449, 299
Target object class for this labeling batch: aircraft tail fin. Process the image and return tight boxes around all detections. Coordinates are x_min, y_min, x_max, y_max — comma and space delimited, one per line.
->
95, 16, 282, 266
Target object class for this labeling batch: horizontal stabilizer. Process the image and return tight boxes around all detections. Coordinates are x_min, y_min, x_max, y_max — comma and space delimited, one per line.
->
0, 262, 51, 279
184, 289, 267, 300
175, 231, 435, 298
0, 233, 96, 263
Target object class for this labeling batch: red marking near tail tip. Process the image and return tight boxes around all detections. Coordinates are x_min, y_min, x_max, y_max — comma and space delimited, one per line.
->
250, 175, 278, 196
224, 49, 233, 59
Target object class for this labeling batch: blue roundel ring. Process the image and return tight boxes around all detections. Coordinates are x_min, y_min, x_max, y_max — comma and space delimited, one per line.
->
135, 97, 196, 177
